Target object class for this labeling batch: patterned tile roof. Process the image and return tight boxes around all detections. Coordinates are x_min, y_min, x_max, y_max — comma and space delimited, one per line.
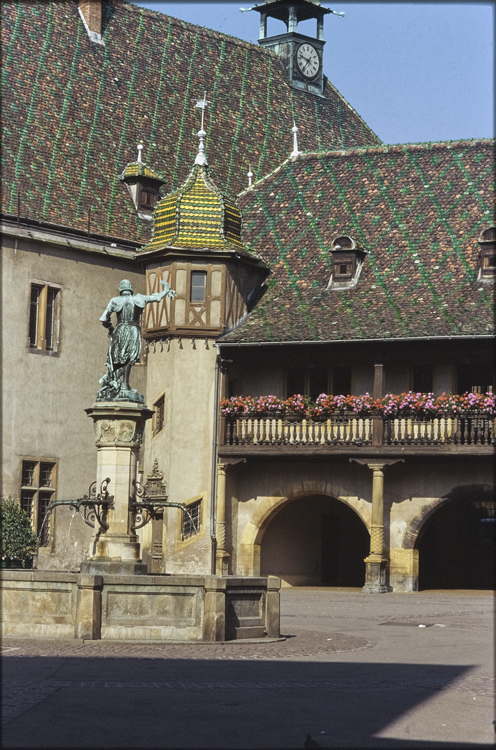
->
220, 139, 495, 342
1, 1, 381, 243
141, 163, 247, 253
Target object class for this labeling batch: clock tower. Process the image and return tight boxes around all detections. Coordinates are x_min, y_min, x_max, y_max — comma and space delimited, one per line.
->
252, 0, 331, 97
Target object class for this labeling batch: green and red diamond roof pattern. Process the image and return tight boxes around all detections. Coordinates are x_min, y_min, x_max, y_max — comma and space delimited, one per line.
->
220, 140, 495, 342
1, 1, 380, 243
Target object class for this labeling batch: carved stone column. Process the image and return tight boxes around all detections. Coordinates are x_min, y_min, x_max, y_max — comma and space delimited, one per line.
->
215, 463, 230, 575
82, 402, 154, 575
364, 462, 388, 592
351, 458, 404, 593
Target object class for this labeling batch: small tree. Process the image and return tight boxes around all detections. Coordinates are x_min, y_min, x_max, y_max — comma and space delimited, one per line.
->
0, 497, 39, 565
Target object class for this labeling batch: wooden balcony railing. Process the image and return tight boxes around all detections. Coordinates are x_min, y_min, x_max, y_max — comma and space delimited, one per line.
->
222, 414, 495, 448
384, 414, 495, 446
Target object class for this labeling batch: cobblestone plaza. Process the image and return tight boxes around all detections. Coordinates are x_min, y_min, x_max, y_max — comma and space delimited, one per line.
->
2, 590, 493, 748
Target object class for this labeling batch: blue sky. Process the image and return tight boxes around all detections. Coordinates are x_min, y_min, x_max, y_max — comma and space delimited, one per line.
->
131, 1, 494, 145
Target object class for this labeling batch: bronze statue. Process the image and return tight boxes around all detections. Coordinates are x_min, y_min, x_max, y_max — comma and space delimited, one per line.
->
97, 279, 175, 403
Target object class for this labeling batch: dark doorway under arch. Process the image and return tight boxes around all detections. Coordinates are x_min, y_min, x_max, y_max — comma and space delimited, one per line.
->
260, 495, 369, 587
416, 495, 495, 590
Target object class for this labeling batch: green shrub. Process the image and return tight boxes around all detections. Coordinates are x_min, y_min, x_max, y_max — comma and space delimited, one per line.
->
0, 497, 39, 565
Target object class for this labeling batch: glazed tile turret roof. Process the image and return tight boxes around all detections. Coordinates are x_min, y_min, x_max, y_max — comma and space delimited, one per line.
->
141, 162, 248, 254
1, 1, 381, 244
220, 139, 495, 343
119, 161, 163, 182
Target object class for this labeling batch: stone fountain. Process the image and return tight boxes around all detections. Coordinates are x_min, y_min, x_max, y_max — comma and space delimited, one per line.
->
1, 279, 280, 642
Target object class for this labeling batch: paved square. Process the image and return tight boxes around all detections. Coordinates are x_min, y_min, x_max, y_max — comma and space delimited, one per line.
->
2, 590, 493, 748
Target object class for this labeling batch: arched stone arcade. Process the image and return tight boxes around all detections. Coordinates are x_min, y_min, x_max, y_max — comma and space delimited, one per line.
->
412, 485, 495, 590
237, 481, 370, 585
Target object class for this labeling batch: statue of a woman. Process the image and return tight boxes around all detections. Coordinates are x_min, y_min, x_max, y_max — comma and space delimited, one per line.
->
97, 279, 175, 403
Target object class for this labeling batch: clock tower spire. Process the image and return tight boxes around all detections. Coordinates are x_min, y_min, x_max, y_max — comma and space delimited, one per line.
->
250, 0, 341, 97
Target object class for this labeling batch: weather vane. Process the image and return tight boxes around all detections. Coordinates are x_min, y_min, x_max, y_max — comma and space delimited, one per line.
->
193, 92, 211, 166
193, 92, 211, 131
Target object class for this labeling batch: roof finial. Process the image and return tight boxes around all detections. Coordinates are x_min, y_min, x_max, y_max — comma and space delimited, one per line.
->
247, 164, 253, 187
137, 142, 143, 163
193, 92, 211, 166
291, 122, 301, 159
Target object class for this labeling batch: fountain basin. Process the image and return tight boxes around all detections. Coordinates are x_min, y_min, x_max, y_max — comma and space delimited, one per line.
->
0, 570, 280, 641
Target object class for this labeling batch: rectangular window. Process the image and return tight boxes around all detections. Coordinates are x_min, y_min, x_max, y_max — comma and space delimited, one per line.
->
333, 255, 354, 280
182, 499, 201, 541
286, 367, 350, 397
153, 394, 165, 436
286, 367, 306, 397
309, 367, 328, 400
332, 366, 351, 395
481, 254, 496, 278
139, 189, 157, 210
20, 459, 57, 547
457, 363, 494, 394
190, 271, 207, 302
28, 283, 61, 352
412, 365, 433, 393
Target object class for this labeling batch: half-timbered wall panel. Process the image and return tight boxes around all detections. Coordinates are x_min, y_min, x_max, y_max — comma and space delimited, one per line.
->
225, 266, 249, 331
144, 262, 230, 336
144, 267, 173, 332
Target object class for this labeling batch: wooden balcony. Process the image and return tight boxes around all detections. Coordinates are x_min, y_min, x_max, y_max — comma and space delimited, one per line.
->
220, 414, 496, 457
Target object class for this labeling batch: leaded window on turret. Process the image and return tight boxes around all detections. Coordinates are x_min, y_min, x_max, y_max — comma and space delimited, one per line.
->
119, 144, 166, 221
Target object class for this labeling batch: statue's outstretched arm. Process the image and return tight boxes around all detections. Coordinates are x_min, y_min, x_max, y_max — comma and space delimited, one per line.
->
142, 280, 177, 303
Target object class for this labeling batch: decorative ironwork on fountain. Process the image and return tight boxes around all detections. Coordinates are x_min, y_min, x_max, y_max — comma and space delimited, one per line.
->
130, 460, 197, 533
38, 478, 115, 545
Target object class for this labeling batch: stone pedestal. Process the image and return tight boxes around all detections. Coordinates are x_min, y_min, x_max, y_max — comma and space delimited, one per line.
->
362, 554, 389, 594
82, 402, 154, 575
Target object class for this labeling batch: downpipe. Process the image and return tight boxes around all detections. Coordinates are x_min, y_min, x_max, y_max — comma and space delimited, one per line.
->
209, 347, 221, 574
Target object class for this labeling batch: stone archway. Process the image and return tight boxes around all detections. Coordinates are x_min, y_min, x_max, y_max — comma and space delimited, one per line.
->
402, 484, 494, 551
405, 485, 495, 590
237, 480, 369, 579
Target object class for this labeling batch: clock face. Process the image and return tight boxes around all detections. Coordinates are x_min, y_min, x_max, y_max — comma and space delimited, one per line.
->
296, 43, 320, 79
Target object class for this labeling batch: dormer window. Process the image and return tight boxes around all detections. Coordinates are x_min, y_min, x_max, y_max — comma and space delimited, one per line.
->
119, 145, 165, 221
334, 255, 355, 281
327, 235, 367, 290
478, 227, 496, 280
139, 188, 158, 211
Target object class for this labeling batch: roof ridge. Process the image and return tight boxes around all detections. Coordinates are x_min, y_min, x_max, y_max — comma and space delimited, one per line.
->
126, 1, 268, 54
297, 137, 495, 159
239, 138, 495, 193
125, 1, 382, 133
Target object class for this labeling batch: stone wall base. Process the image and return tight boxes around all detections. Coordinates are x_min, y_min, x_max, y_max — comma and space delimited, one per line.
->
389, 548, 419, 592
0, 571, 280, 641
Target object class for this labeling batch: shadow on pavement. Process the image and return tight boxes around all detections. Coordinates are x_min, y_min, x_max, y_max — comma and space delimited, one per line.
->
3, 655, 489, 748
